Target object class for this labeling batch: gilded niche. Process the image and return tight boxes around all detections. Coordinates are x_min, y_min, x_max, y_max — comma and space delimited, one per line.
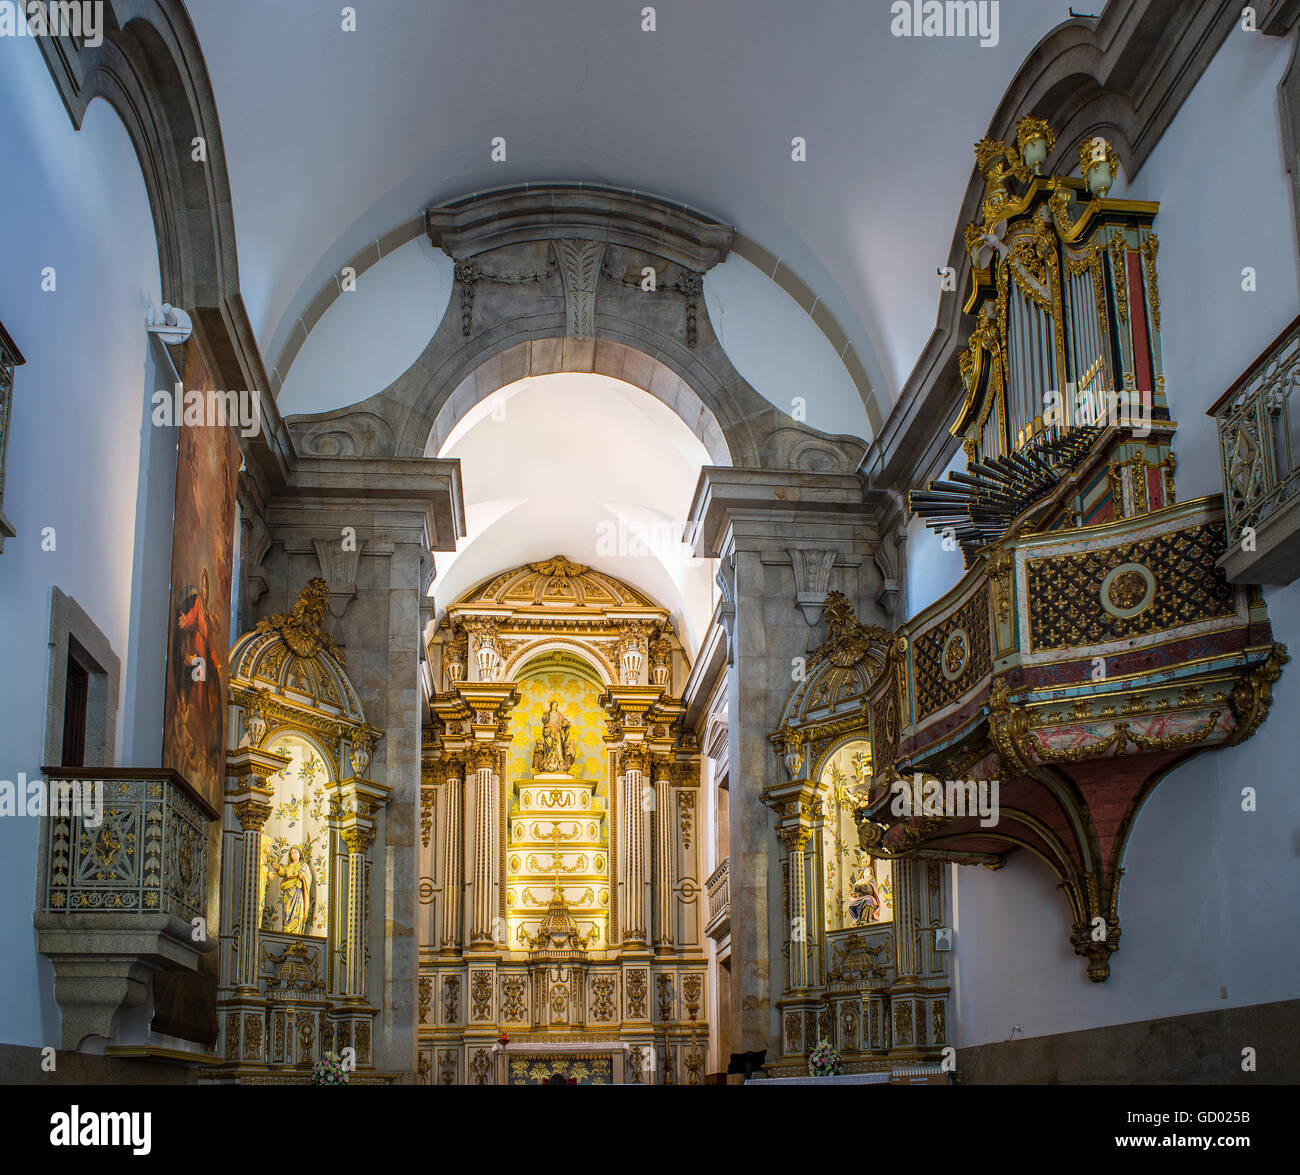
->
821, 741, 893, 930
258, 734, 331, 936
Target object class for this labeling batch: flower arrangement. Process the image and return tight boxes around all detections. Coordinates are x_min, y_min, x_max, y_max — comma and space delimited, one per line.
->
808, 1037, 842, 1077
310, 1050, 350, 1085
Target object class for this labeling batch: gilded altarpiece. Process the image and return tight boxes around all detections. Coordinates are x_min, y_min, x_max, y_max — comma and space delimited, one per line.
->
212, 579, 391, 1082
420, 557, 708, 1084
767, 593, 952, 1076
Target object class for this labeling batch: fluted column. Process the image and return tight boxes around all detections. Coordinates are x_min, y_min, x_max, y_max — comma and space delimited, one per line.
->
779, 826, 812, 992
652, 756, 675, 950
232, 798, 272, 993
892, 857, 920, 982
622, 747, 650, 946
440, 755, 465, 954
469, 745, 498, 947
340, 826, 375, 1001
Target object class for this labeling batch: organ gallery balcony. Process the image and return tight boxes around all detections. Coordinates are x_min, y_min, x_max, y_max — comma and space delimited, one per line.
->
859, 119, 1290, 984
1210, 313, 1300, 585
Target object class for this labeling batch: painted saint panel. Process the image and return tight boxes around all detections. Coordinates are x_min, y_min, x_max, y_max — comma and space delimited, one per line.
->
821, 740, 893, 929
259, 734, 331, 936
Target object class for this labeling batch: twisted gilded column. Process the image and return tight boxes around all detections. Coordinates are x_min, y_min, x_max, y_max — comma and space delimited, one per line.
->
469, 744, 499, 947
622, 746, 650, 946
779, 825, 812, 992
652, 756, 674, 950
440, 754, 465, 954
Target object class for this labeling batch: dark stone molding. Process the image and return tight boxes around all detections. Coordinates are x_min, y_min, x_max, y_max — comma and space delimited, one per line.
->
863, 0, 1244, 497
1273, 24, 1300, 272
959, 997, 1300, 1084
425, 184, 734, 273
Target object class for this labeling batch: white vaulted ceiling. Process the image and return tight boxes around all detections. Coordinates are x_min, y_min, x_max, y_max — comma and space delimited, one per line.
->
429, 373, 716, 651
187, 0, 1065, 411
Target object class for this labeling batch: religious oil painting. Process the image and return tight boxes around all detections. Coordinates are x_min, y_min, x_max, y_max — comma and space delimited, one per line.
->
160, 339, 239, 813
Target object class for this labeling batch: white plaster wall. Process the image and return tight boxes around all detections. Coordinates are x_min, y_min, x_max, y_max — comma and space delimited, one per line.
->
276, 237, 454, 417
704, 253, 871, 439
1110, 27, 1300, 503
0, 36, 163, 1049
950, 27, 1300, 1050
904, 447, 967, 617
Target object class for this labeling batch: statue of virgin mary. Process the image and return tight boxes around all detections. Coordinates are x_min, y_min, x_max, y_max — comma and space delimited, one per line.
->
532, 699, 577, 774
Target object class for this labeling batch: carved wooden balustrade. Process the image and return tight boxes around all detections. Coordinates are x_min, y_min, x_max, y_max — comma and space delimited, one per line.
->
34, 766, 220, 1052
40, 766, 216, 922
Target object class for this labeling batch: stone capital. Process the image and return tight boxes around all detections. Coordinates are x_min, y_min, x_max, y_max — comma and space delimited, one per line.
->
685, 467, 880, 559
226, 745, 292, 790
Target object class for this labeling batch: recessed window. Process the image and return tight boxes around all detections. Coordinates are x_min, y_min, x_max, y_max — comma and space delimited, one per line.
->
61, 652, 89, 768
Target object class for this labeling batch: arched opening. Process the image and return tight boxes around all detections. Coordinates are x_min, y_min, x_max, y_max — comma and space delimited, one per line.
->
422, 338, 732, 468
428, 370, 717, 654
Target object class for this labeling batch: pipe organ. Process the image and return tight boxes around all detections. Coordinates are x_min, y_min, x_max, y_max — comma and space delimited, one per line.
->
915, 119, 1173, 564
848, 120, 1288, 993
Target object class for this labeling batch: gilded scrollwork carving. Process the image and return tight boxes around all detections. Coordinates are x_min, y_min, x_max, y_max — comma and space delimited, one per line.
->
1224, 643, 1289, 746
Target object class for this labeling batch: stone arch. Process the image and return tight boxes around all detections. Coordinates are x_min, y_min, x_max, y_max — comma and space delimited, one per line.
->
35, 3, 238, 319
422, 339, 730, 465
284, 185, 869, 474
511, 645, 613, 689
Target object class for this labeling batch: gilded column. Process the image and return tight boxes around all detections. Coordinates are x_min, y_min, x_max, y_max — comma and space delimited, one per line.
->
652, 756, 674, 950
232, 798, 272, 994
779, 826, 812, 992
893, 857, 920, 982
440, 754, 465, 954
622, 747, 650, 946
469, 745, 498, 947
340, 826, 374, 1000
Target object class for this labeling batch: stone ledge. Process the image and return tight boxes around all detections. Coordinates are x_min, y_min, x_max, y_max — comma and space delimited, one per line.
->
35, 913, 216, 1052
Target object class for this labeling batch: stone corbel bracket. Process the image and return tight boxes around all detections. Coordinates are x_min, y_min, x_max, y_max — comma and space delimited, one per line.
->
311, 535, 367, 619
788, 548, 839, 626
